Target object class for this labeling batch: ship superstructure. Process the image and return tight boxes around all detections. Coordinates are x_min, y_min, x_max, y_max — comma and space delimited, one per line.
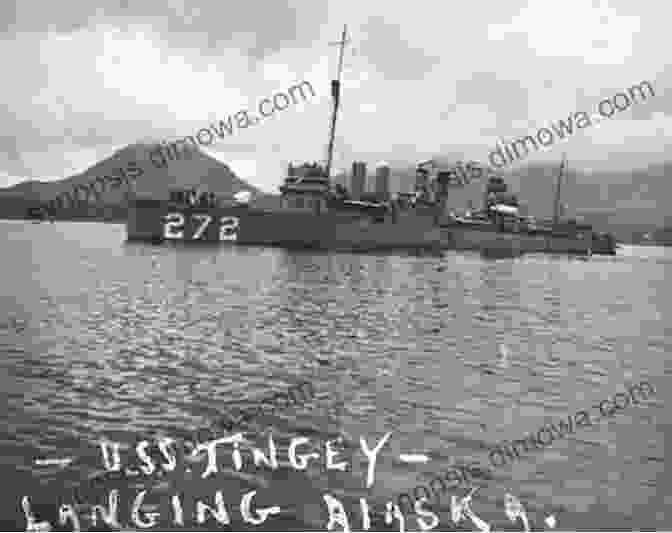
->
125, 27, 616, 256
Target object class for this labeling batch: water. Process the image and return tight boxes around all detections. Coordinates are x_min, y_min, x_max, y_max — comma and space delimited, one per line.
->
1, 220, 669, 531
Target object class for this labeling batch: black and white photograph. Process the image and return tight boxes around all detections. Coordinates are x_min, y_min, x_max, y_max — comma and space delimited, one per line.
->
0, 1, 669, 530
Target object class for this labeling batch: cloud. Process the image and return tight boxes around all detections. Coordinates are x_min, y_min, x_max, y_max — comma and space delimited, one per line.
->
0, 0, 669, 192
358, 16, 441, 81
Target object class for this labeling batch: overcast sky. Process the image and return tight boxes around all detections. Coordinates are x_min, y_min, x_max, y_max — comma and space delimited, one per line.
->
1, 0, 669, 192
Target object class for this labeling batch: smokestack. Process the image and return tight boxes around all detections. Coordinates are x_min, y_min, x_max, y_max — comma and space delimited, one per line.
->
351, 161, 366, 200
375, 161, 390, 201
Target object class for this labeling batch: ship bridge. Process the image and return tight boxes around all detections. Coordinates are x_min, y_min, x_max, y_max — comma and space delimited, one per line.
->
279, 162, 331, 213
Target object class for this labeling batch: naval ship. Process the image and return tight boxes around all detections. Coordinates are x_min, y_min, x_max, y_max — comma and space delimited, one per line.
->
126, 26, 616, 256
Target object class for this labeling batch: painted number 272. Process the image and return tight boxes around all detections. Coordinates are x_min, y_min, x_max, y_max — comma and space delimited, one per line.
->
163, 213, 239, 241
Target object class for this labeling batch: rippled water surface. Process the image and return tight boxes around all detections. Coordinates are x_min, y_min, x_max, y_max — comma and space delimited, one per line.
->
1, 220, 670, 531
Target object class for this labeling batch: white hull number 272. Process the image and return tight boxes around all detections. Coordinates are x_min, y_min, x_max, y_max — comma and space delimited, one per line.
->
163, 213, 240, 241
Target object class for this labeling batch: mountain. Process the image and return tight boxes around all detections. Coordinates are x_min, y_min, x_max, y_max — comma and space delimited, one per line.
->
1, 145, 669, 242
0, 142, 265, 220
499, 161, 671, 240
0, 142, 260, 204
501, 161, 671, 227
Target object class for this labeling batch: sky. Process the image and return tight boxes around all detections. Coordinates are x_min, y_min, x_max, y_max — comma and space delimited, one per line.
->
1, 0, 669, 193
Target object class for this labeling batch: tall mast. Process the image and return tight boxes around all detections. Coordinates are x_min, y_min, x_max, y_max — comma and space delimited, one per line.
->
325, 25, 349, 180
553, 152, 566, 225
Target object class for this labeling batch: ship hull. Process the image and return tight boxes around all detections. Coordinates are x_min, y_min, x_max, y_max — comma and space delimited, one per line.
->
127, 202, 442, 251
126, 201, 616, 255
440, 226, 593, 255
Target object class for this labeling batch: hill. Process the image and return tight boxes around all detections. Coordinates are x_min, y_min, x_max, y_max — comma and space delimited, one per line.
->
1, 147, 669, 243
1, 142, 259, 201
500, 161, 670, 240
0, 142, 262, 220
